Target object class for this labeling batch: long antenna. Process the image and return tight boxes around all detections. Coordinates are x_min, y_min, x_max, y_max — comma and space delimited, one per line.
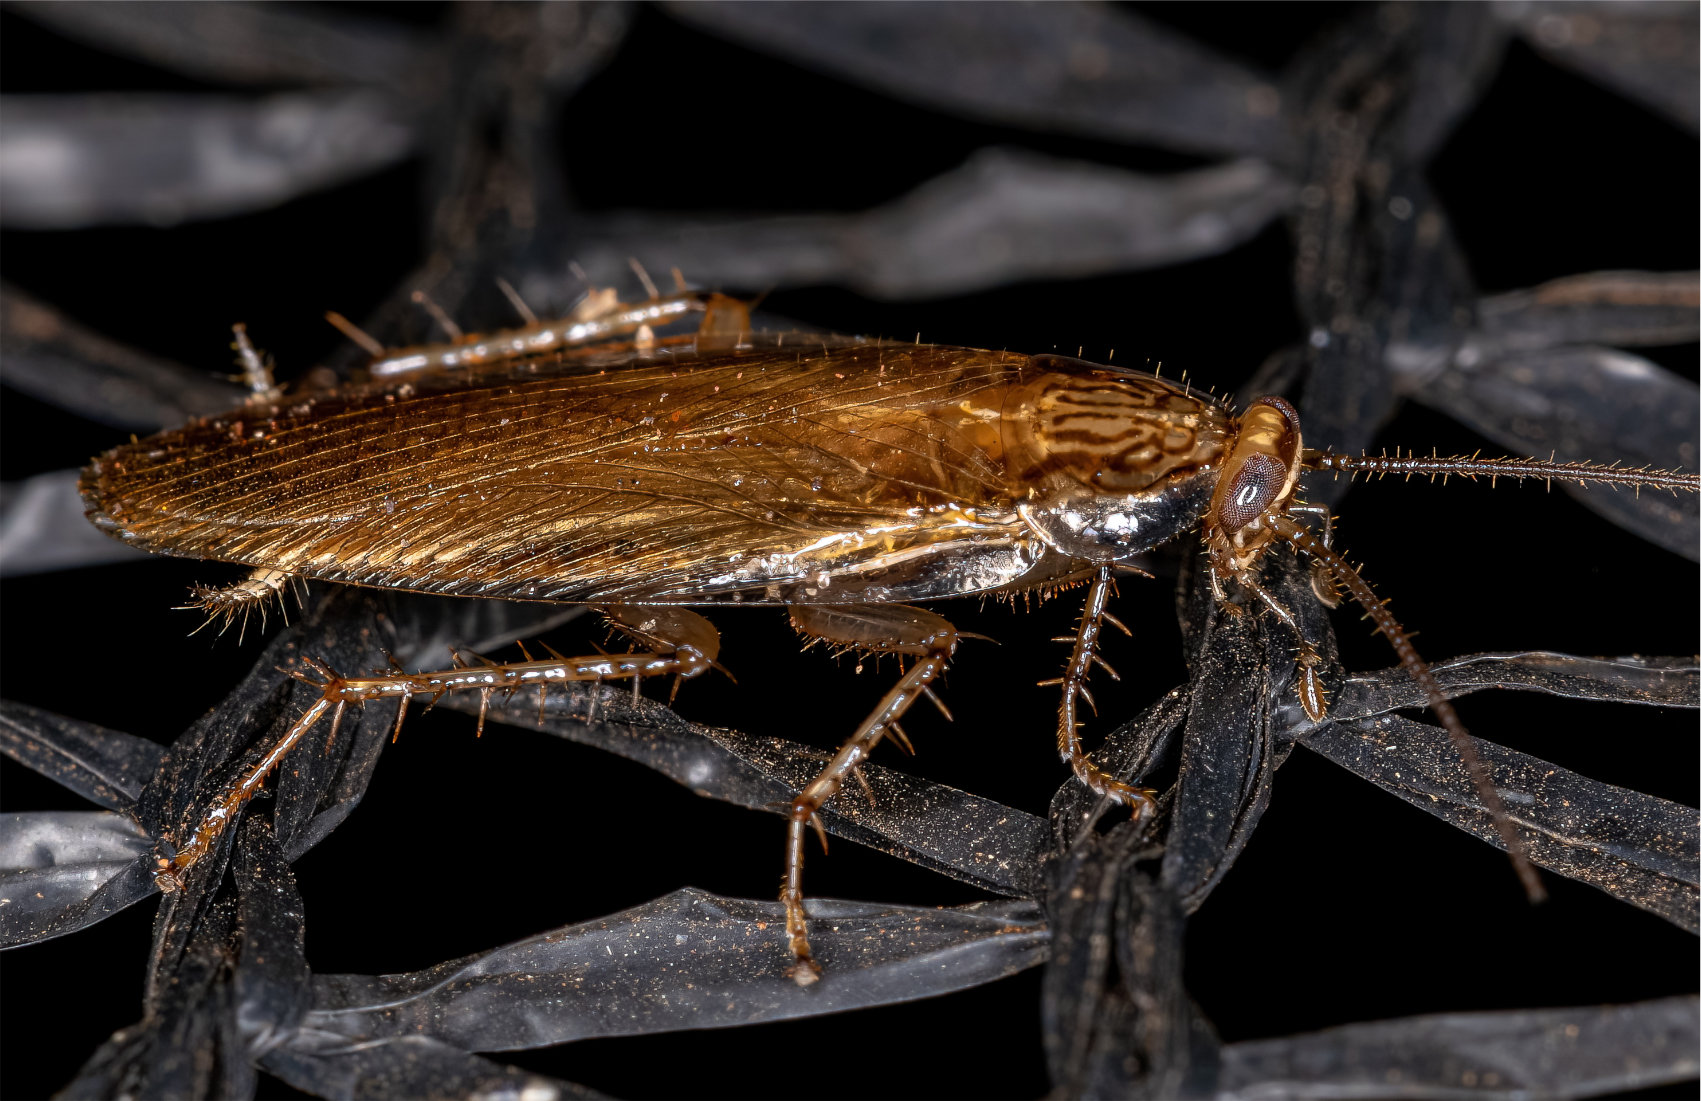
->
1305, 450, 1700, 494
1268, 512, 1547, 903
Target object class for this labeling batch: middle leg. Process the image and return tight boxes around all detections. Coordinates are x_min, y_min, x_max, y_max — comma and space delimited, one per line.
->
1047, 564, 1158, 813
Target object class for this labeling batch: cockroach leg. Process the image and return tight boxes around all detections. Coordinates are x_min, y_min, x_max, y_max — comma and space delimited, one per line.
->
1229, 567, 1333, 723
1294, 645, 1328, 724
1286, 502, 1334, 548
156, 634, 717, 891
783, 603, 961, 985
1053, 565, 1160, 813
156, 694, 335, 891
1233, 570, 1301, 632
180, 567, 300, 642
1287, 501, 1342, 607
600, 607, 721, 675
1206, 564, 1233, 606
364, 289, 716, 379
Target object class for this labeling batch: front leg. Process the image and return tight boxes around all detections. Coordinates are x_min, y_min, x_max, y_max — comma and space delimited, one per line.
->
781, 604, 960, 986
1049, 565, 1159, 813
1227, 567, 1331, 723
1286, 502, 1342, 607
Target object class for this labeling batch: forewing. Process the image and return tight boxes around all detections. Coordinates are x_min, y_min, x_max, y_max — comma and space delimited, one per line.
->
82, 338, 1036, 602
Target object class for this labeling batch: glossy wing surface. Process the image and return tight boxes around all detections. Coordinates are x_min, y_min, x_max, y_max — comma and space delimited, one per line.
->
83, 337, 1047, 603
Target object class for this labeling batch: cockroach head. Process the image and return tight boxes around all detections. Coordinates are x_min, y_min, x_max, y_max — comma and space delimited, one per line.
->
1205, 396, 1304, 573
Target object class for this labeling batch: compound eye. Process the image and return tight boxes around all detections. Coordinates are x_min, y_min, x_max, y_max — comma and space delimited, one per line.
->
1217, 452, 1287, 533
1212, 397, 1302, 535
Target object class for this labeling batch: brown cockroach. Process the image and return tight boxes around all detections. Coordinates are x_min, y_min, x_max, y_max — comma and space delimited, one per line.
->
79, 291, 1700, 985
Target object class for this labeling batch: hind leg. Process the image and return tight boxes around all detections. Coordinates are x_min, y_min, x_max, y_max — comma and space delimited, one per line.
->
157, 607, 720, 887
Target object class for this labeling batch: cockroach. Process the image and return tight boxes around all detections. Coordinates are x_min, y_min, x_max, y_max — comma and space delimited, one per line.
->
78, 291, 1701, 985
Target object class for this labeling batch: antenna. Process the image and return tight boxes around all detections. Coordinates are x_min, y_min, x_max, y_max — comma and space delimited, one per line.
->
1270, 512, 1548, 901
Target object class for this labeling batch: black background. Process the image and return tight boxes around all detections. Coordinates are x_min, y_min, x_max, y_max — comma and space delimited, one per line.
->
2, 4, 1696, 1099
